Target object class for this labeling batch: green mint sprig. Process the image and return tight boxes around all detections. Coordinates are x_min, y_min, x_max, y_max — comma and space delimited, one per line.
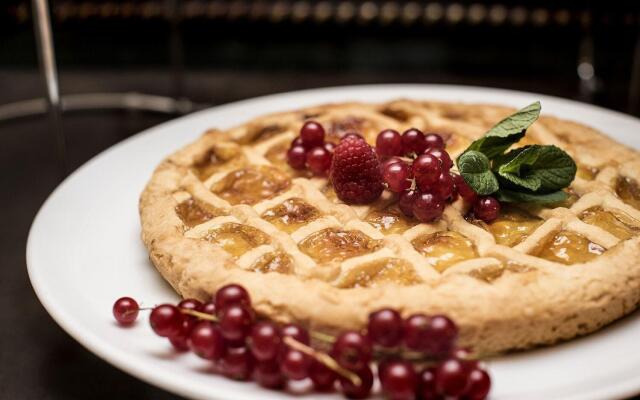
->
456, 102, 577, 204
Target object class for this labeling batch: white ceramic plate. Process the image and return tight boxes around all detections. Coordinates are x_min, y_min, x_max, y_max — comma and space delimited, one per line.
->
27, 85, 640, 400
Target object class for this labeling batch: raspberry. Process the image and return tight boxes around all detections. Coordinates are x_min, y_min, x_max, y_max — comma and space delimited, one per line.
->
330, 137, 383, 204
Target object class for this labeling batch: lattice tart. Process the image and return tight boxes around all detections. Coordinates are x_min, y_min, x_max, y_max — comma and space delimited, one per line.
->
140, 99, 640, 355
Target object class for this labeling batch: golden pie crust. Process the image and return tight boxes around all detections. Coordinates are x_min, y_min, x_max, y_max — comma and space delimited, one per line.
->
140, 99, 640, 355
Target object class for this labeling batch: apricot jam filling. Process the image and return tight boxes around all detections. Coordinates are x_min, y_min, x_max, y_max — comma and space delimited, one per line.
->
411, 231, 478, 272
298, 228, 382, 264
211, 166, 291, 205
444, 134, 471, 155
204, 223, 270, 257
192, 147, 242, 180
554, 188, 580, 208
338, 258, 421, 288
380, 107, 410, 122
262, 198, 320, 233
264, 141, 289, 169
249, 251, 293, 274
468, 262, 531, 283
241, 124, 287, 144
175, 198, 218, 227
533, 230, 605, 265
576, 165, 599, 181
579, 207, 640, 240
327, 117, 367, 142
484, 206, 543, 247
616, 176, 640, 210
365, 208, 418, 234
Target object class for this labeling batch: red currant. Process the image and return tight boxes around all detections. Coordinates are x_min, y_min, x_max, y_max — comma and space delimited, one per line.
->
220, 346, 255, 381
214, 284, 251, 313
435, 358, 471, 397
383, 160, 412, 193
149, 304, 184, 338
367, 308, 403, 347
417, 367, 439, 400
338, 365, 374, 399
424, 133, 445, 150
376, 129, 403, 157
381, 156, 402, 172
463, 368, 491, 400
404, 314, 458, 356
401, 128, 428, 155
300, 121, 325, 149
306, 146, 332, 175
281, 324, 310, 346
202, 301, 216, 315
287, 145, 307, 170
398, 190, 419, 218
219, 305, 254, 342
431, 172, 455, 200
309, 359, 337, 391
413, 154, 442, 191
425, 148, 453, 171
412, 192, 445, 222
254, 360, 286, 389
331, 331, 372, 370
178, 298, 203, 320
112, 297, 139, 326
425, 315, 459, 357
453, 347, 479, 370
189, 321, 226, 360
404, 313, 430, 351
380, 360, 418, 400
291, 137, 303, 147
452, 174, 478, 203
249, 321, 281, 361
169, 318, 197, 351
280, 349, 311, 380
474, 196, 501, 222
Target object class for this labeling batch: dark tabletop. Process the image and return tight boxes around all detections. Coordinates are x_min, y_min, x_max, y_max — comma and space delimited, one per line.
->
3, 3, 640, 397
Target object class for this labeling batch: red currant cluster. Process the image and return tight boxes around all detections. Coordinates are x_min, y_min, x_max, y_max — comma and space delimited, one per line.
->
376, 128, 501, 223
113, 284, 491, 399
287, 121, 335, 175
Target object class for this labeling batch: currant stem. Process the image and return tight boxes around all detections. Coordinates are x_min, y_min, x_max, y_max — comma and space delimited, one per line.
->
283, 336, 362, 387
181, 308, 219, 322
310, 330, 335, 344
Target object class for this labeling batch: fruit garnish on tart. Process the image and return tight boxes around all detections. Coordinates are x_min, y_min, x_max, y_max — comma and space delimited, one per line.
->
284, 101, 576, 232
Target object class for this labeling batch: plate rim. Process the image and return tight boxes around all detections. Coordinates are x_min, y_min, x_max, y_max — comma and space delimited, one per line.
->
26, 83, 640, 400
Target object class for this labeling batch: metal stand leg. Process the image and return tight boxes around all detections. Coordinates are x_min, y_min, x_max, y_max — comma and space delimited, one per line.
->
32, 0, 67, 177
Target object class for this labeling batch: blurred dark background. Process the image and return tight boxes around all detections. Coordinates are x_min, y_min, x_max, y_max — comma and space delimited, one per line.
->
1, 1, 640, 398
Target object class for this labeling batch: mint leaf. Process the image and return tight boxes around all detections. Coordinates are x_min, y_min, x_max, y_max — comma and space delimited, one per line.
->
495, 145, 576, 193
496, 189, 568, 204
464, 101, 541, 159
457, 150, 499, 195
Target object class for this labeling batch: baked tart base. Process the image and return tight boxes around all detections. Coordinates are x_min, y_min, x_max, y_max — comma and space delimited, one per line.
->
140, 99, 640, 355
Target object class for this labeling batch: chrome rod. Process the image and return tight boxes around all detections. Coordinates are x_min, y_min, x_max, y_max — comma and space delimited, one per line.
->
32, 0, 67, 176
